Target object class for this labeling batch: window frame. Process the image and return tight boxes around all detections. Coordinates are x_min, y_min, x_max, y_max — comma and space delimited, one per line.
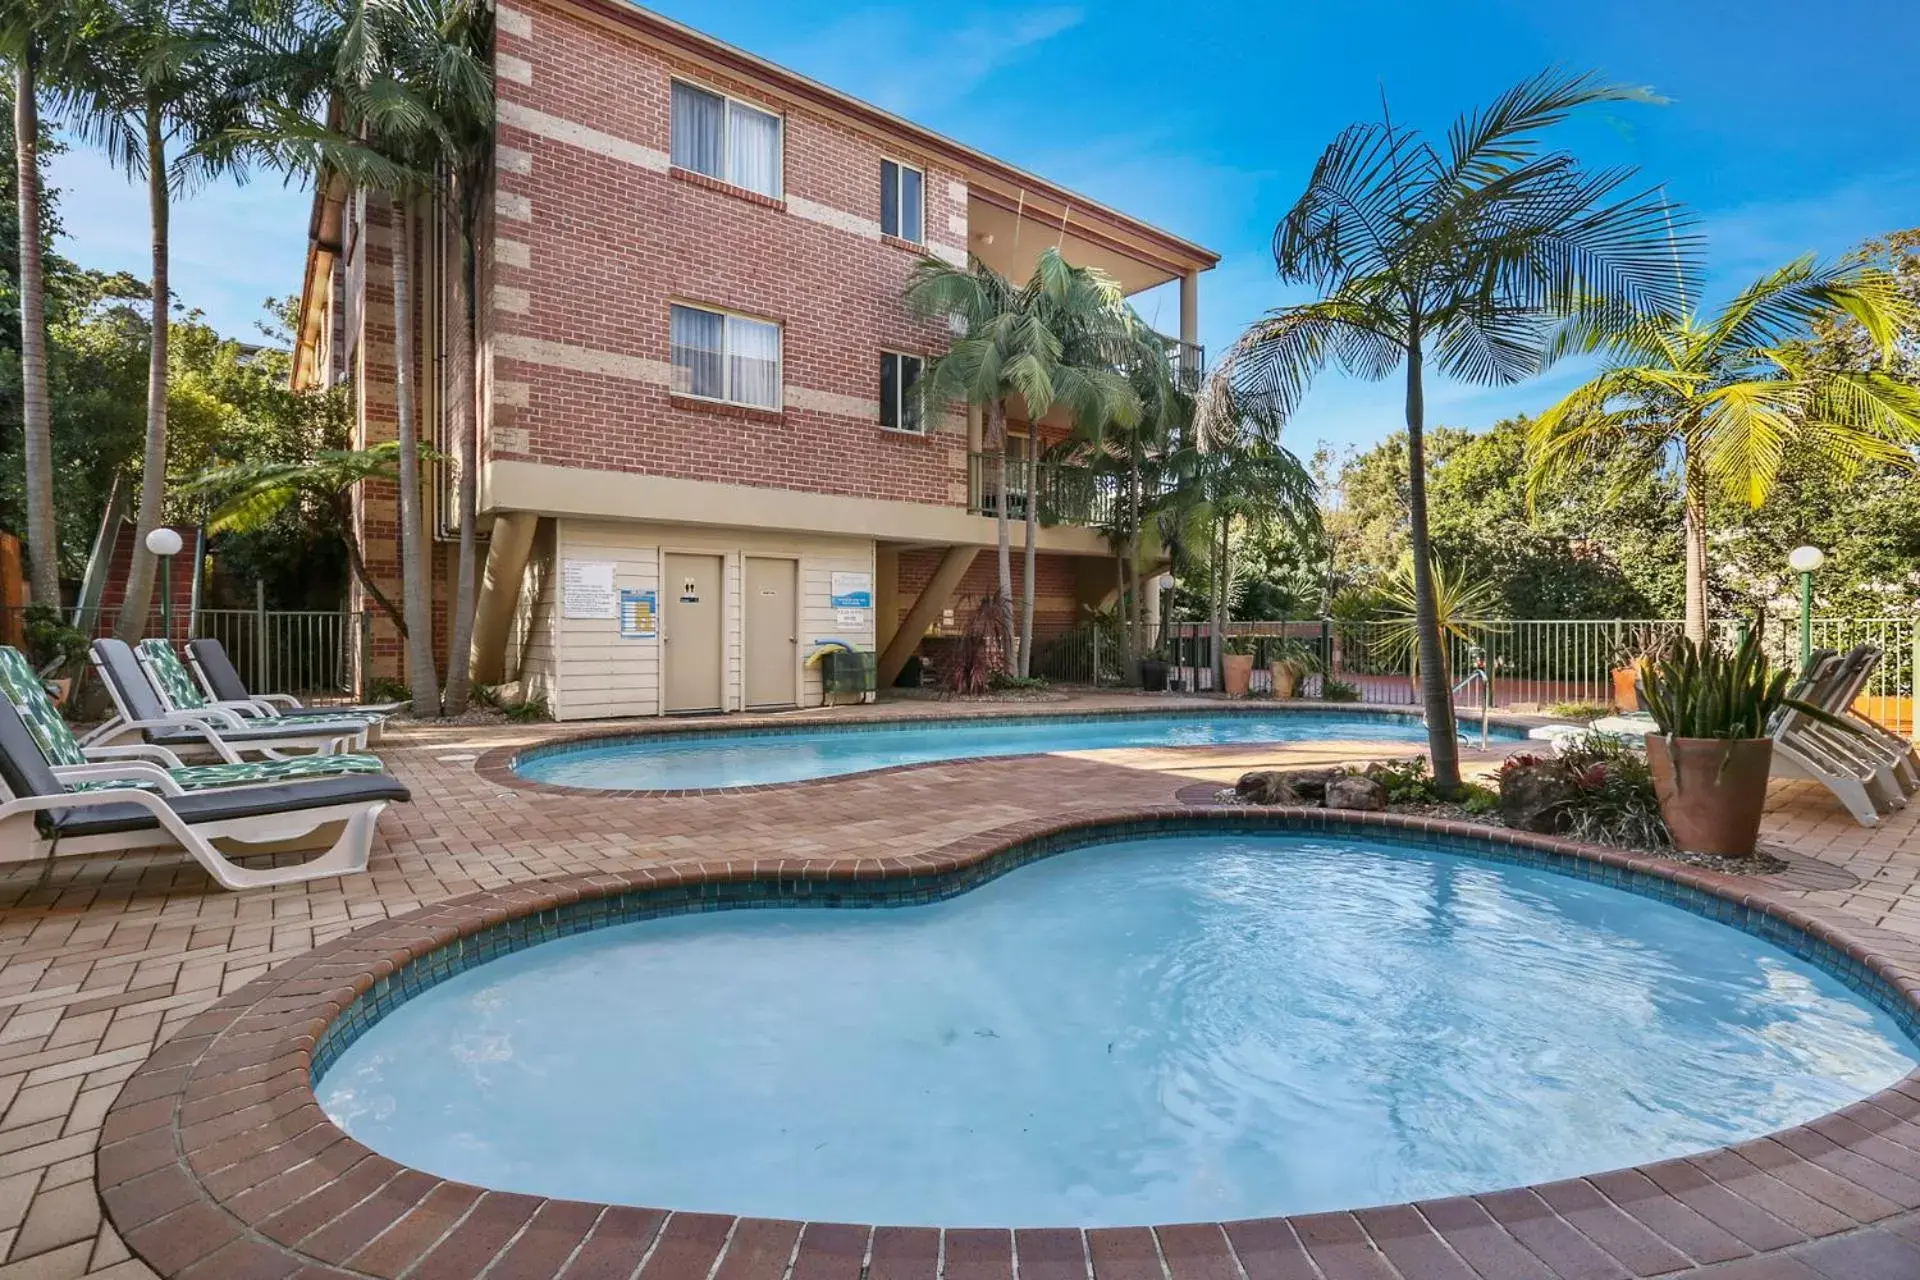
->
878, 349, 926, 434
669, 301, 784, 411
669, 77, 784, 199
880, 157, 926, 244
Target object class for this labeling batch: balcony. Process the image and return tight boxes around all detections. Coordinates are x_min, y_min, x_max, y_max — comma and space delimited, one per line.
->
1164, 337, 1204, 391
967, 452, 1131, 529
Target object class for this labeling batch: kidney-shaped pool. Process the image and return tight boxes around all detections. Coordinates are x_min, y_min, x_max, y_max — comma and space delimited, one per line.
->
316, 829, 1918, 1227
512, 709, 1522, 790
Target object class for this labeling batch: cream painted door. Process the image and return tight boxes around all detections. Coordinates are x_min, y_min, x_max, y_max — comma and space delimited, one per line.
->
663, 553, 724, 714
743, 557, 798, 709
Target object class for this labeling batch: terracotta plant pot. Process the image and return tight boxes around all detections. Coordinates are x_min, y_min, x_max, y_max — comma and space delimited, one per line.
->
1269, 664, 1298, 699
1223, 653, 1254, 696
1644, 734, 1774, 857
1610, 664, 1643, 712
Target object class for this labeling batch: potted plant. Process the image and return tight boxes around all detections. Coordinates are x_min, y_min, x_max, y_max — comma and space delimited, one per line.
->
1138, 648, 1170, 693
1267, 637, 1322, 698
1609, 625, 1676, 713
1638, 633, 1844, 857
1222, 635, 1255, 696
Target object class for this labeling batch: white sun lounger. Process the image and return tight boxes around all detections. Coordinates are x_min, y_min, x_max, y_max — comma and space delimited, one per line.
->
82, 639, 369, 759
0, 697, 407, 890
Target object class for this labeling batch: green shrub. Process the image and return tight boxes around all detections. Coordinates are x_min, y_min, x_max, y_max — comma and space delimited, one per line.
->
1318, 676, 1362, 702
1547, 700, 1610, 720
989, 673, 1049, 692
503, 693, 550, 722
23, 604, 88, 674
1363, 757, 1440, 804
366, 677, 411, 703
1459, 781, 1499, 815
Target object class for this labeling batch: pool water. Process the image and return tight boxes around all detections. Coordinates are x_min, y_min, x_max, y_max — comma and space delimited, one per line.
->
514, 711, 1497, 790
318, 833, 1918, 1226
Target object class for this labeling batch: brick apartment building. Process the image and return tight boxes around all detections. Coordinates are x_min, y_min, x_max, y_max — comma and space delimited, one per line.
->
292, 0, 1216, 720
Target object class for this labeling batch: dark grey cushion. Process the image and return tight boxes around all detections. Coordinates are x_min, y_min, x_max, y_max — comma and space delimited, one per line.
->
92, 638, 168, 722
185, 638, 251, 703
43, 773, 413, 839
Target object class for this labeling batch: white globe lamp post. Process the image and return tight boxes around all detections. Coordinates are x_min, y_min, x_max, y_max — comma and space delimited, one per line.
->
145, 527, 184, 641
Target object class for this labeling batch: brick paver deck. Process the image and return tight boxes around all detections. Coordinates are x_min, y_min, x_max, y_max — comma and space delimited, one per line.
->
0, 694, 1913, 1278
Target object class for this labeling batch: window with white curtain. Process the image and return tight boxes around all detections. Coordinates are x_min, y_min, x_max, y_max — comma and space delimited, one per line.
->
880, 160, 924, 243
670, 304, 781, 409
879, 352, 924, 431
670, 81, 783, 199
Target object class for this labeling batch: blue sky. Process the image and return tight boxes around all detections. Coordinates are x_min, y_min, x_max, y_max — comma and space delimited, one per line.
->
45, 0, 1919, 453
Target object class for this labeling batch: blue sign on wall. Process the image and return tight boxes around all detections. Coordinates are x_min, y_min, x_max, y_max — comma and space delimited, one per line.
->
830, 571, 873, 610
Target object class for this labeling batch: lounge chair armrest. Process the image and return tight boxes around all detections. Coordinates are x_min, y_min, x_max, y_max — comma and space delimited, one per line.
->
122, 716, 244, 764
0, 787, 178, 820
50, 763, 184, 794
84, 743, 187, 768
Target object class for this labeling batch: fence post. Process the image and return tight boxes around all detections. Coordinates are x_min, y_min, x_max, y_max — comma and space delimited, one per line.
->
1912, 619, 1920, 746
253, 579, 267, 695
359, 610, 374, 702
1090, 623, 1102, 687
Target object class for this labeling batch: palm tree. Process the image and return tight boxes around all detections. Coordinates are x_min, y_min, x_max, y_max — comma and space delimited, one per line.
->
239, 0, 466, 716
907, 248, 1139, 675
1087, 349, 1184, 675
1526, 256, 1920, 642
1158, 434, 1318, 690
404, 0, 491, 715
3, 0, 76, 608
1201, 70, 1696, 792
181, 440, 426, 636
57, 0, 209, 640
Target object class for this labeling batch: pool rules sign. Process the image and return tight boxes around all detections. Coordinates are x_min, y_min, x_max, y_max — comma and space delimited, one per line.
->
831, 571, 872, 633
561, 560, 617, 619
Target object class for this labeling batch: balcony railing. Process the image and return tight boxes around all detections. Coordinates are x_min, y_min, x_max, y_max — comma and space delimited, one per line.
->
968, 451, 1155, 529
968, 452, 1111, 528
1165, 337, 1204, 391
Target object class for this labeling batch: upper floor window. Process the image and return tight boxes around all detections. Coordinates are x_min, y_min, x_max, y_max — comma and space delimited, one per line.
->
671, 81, 782, 198
671, 304, 781, 409
879, 351, 924, 432
880, 159, 924, 243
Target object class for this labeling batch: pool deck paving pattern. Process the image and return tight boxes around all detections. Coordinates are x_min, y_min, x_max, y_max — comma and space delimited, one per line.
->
0, 693, 1911, 1277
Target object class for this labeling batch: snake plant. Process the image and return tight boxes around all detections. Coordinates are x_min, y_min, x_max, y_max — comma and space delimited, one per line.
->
1638, 632, 1847, 740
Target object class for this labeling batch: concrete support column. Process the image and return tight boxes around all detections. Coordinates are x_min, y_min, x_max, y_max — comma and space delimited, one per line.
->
1144, 571, 1166, 639
1179, 270, 1200, 349
875, 544, 901, 657
469, 511, 539, 684
876, 545, 978, 688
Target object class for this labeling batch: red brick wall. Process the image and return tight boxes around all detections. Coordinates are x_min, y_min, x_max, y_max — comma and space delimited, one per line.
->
897, 547, 1088, 636
489, 0, 969, 505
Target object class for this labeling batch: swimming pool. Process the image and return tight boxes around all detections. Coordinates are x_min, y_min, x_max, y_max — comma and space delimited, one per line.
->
512, 709, 1516, 790
317, 828, 1917, 1227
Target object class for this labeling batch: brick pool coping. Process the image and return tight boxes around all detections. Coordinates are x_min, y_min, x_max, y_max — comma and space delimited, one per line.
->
95, 807, 1920, 1279
476, 701, 1547, 799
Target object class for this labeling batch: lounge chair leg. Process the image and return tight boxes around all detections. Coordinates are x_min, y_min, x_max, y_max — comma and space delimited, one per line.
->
186, 804, 384, 891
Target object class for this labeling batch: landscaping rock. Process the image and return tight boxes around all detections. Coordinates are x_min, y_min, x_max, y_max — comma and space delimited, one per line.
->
1324, 774, 1388, 811
1497, 767, 1576, 833
1235, 768, 1339, 806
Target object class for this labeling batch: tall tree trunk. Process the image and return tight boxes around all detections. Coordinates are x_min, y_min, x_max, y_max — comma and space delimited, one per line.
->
14, 54, 58, 608
389, 194, 442, 716
116, 100, 170, 642
989, 404, 1013, 667
1019, 443, 1039, 677
1682, 452, 1709, 644
332, 495, 406, 637
1211, 514, 1226, 690
1122, 451, 1141, 675
1404, 328, 1460, 792
441, 217, 480, 711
